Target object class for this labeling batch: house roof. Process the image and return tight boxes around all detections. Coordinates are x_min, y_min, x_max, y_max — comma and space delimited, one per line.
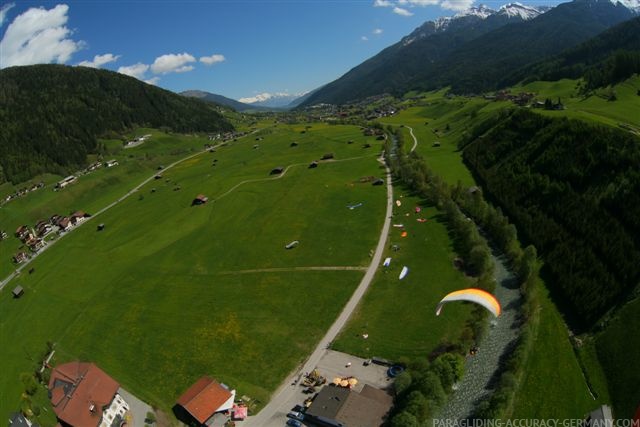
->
48, 361, 119, 427
306, 385, 350, 419
71, 211, 86, 218
307, 385, 392, 427
176, 377, 233, 424
336, 385, 393, 427
12, 285, 24, 296
195, 194, 208, 201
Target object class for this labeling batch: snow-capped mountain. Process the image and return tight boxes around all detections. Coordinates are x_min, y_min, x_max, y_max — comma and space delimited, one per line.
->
402, 3, 549, 46
455, 3, 496, 19
497, 2, 548, 19
238, 92, 308, 108
609, 0, 640, 12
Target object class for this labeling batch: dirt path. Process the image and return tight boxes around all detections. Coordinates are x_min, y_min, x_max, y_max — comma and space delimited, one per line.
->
243, 156, 394, 427
436, 249, 523, 419
406, 125, 418, 152
218, 266, 367, 275
211, 153, 378, 203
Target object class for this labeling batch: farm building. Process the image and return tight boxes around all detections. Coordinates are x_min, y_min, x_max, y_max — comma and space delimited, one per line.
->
71, 211, 90, 225
321, 153, 334, 160
290, 142, 299, 147
55, 175, 77, 189
270, 167, 284, 175
175, 377, 235, 426
192, 194, 209, 206
309, 161, 318, 169
372, 178, 384, 186
306, 384, 393, 427
12, 286, 24, 298
13, 252, 28, 264
49, 361, 129, 427
105, 159, 119, 167
15, 225, 32, 241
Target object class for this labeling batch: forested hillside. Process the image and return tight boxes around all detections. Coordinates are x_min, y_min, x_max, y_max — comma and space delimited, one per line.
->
0, 64, 233, 184
510, 17, 640, 90
462, 109, 640, 329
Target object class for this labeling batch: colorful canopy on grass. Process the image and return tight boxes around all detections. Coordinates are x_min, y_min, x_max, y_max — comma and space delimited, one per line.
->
436, 288, 501, 317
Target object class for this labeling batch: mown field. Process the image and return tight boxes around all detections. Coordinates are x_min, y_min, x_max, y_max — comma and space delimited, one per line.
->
332, 190, 474, 360
0, 128, 211, 278
0, 123, 391, 422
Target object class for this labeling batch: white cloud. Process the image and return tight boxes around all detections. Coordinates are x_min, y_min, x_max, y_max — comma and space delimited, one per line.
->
200, 54, 225, 65
0, 2, 15, 27
144, 77, 160, 85
78, 53, 120, 68
393, 6, 414, 16
0, 4, 83, 69
118, 62, 149, 79
406, 0, 440, 5
373, 0, 394, 6
150, 52, 196, 74
373, 28, 383, 35
361, 36, 369, 41
441, 0, 474, 10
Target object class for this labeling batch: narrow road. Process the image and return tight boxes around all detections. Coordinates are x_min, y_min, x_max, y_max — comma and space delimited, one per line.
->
406, 125, 418, 152
243, 156, 394, 427
436, 248, 522, 419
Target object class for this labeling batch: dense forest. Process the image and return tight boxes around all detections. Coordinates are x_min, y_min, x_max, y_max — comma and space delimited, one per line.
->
0, 64, 233, 184
510, 17, 640, 91
462, 109, 640, 330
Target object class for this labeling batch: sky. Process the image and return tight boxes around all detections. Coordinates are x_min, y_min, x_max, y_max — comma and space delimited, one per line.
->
0, 0, 565, 101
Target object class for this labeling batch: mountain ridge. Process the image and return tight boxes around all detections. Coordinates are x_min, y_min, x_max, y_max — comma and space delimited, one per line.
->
300, 0, 638, 106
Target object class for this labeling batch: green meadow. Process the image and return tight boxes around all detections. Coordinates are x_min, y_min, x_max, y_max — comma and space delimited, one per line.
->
510, 282, 604, 418
332, 190, 474, 360
0, 123, 392, 420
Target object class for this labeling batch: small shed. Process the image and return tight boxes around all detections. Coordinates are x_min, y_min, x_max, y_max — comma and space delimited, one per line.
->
270, 167, 284, 175
363, 143, 371, 148
321, 153, 334, 160
433, 141, 441, 147
372, 178, 384, 186
97, 223, 105, 231
192, 194, 208, 206
308, 161, 318, 169
12, 286, 24, 298
290, 142, 299, 147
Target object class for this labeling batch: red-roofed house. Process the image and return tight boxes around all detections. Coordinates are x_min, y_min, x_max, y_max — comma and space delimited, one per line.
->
176, 377, 235, 426
48, 361, 129, 427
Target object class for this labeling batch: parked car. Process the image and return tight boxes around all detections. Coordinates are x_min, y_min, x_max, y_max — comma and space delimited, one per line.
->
286, 420, 302, 427
287, 411, 304, 421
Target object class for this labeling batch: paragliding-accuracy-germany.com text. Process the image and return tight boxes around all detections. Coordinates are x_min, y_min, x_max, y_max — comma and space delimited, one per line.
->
434, 419, 639, 427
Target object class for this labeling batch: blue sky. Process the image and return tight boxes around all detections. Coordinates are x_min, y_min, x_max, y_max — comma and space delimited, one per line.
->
0, 0, 564, 101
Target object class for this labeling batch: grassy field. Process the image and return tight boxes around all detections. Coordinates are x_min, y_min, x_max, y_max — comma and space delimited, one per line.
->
595, 298, 640, 418
510, 283, 604, 418
0, 128, 212, 278
0, 123, 391, 422
515, 76, 640, 130
332, 190, 474, 360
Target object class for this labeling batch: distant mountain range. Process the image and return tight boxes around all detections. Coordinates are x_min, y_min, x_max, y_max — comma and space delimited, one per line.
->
180, 90, 271, 112
300, 0, 638, 106
238, 92, 308, 108
181, 89, 316, 111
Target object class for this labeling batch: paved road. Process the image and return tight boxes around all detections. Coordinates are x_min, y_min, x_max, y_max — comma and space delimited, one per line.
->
243, 156, 394, 427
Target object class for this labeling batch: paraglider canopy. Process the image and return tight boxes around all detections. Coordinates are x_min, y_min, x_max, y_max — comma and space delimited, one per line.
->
436, 288, 501, 317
